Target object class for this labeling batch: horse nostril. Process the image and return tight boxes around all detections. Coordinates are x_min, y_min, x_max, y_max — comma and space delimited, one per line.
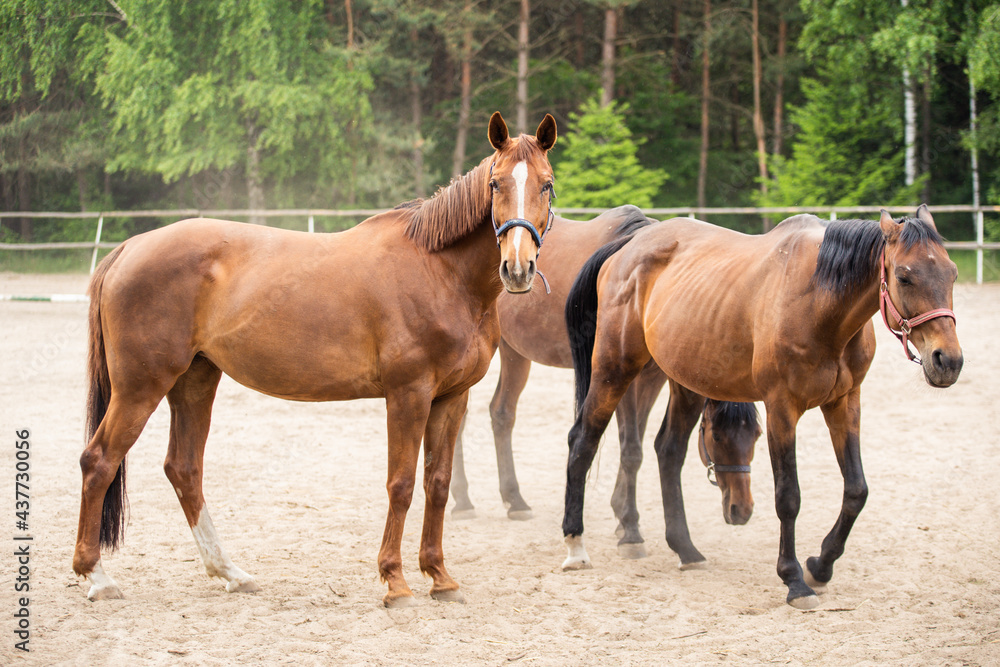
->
932, 349, 944, 371
528, 259, 536, 276
499, 260, 511, 282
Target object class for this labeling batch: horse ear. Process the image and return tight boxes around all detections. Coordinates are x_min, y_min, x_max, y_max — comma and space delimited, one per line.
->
535, 114, 557, 151
916, 203, 937, 231
879, 209, 899, 237
488, 112, 510, 150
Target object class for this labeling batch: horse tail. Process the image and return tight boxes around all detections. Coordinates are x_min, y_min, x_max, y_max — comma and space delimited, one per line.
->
86, 244, 127, 551
566, 225, 647, 415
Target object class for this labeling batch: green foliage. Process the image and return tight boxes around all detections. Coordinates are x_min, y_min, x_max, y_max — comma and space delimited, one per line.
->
95, 0, 374, 203
764, 75, 923, 207
554, 97, 667, 209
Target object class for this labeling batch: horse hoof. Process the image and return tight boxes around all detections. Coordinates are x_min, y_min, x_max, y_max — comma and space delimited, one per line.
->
384, 594, 419, 609
87, 583, 123, 601
803, 571, 828, 594
431, 588, 465, 604
678, 559, 708, 571
562, 535, 592, 571
225, 578, 261, 593
507, 509, 533, 521
562, 555, 593, 571
788, 594, 821, 610
452, 508, 477, 521
617, 543, 648, 560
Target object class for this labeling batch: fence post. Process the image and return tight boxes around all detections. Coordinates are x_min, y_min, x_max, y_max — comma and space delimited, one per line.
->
977, 208, 984, 285
89, 215, 104, 275
308, 214, 315, 233
830, 211, 837, 221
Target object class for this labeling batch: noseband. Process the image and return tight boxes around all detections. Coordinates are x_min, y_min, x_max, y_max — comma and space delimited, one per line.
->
878, 249, 956, 365
698, 418, 751, 487
489, 162, 556, 293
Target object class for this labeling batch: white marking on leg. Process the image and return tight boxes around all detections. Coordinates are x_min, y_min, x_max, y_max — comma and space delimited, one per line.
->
191, 508, 260, 593
561, 535, 593, 571
86, 559, 123, 601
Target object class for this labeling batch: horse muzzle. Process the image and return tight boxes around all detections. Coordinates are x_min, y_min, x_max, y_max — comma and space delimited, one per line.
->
922, 346, 964, 388
722, 488, 754, 526
500, 257, 537, 293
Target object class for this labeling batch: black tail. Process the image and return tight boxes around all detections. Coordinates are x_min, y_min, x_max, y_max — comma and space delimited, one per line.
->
85, 244, 127, 551
565, 218, 652, 415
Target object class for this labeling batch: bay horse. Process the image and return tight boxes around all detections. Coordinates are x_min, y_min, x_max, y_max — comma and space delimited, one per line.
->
449, 208, 760, 559
563, 207, 962, 609
74, 112, 557, 608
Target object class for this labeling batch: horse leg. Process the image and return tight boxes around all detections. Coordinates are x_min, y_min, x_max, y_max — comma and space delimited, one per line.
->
805, 389, 868, 592
449, 411, 476, 519
163, 356, 258, 593
563, 340, 650, 571
611, 363, 667, 558
421, 390, 469, 603
490, 339, 533, 519
651, 381, 707, 568
379, 387, 433, 608
73, 392, 162, 600
765, 402, 818, 609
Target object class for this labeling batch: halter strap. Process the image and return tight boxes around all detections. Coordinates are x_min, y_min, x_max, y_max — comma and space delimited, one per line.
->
488, 161, 556, 294
878, 249, 956, 365
698, 419, 751, 487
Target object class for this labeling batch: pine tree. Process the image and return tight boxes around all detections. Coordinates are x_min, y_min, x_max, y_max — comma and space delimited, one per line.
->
554, 97, 667, 209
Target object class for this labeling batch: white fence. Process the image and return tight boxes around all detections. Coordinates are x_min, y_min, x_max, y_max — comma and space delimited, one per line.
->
2, 205, 999, 283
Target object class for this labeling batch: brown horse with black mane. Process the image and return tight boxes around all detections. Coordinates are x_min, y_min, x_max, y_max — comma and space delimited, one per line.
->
563, 207, 962, 609
449, 208, 761, 560
74, 112, 556, 608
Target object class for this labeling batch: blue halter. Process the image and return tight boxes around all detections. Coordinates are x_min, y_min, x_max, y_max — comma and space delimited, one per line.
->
489, 162, 555, 253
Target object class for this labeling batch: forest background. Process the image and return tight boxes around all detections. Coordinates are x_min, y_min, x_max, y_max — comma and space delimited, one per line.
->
3, 0, 1000, 271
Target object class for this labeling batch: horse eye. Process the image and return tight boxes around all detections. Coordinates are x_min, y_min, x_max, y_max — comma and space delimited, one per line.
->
489, 179, 499, 190
897, 275, 912, 286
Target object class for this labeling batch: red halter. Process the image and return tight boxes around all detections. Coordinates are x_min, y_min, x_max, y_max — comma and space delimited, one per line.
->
878, 249, 956, 365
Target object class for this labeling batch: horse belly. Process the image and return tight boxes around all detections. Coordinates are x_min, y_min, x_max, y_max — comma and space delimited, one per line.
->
642, 285, 759, 403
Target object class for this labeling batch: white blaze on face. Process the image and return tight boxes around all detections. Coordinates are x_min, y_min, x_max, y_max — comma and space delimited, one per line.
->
511, 160, 528, 265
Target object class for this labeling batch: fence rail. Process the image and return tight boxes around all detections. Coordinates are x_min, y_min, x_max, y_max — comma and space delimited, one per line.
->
2, 205, 997, 283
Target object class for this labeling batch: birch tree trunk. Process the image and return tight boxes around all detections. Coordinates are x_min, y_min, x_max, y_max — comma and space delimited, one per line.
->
902, 0, 917, 187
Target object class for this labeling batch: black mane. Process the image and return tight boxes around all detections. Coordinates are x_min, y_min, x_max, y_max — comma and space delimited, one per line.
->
812, 215, 944, 294
707, 401, 759, 438
612, 205, 655, 238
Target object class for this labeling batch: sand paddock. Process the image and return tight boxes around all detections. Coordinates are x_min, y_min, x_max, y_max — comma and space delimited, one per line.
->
1, 271, 998, 665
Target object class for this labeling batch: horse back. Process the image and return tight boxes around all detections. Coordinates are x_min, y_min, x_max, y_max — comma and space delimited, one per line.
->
95, 216, 497, 402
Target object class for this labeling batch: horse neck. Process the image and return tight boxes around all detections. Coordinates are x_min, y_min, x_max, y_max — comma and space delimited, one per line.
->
437, 216, 504, 310
816, 272, 882, 347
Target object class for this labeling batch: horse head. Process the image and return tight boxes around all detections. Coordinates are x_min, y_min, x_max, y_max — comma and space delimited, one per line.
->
487, 112, 557, 293
878, 205, 963, 387
699, 400, 761, 526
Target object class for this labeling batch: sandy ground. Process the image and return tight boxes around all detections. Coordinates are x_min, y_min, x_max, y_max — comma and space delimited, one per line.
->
1, 271, 998, 666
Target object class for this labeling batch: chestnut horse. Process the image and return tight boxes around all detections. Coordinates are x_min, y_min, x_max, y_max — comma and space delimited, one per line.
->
563, 207, 962, 609
74, 112, 557, 608
449, 208, 760, 559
